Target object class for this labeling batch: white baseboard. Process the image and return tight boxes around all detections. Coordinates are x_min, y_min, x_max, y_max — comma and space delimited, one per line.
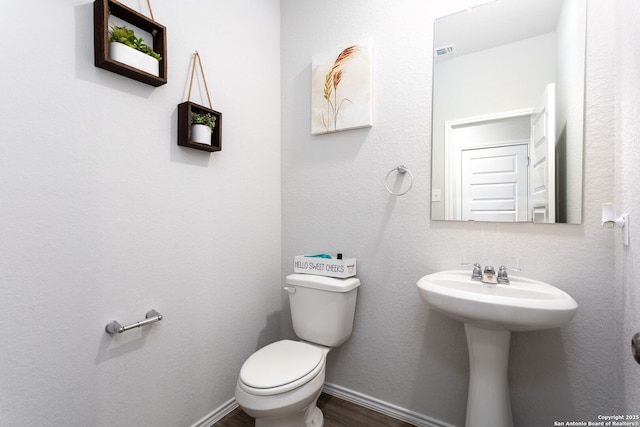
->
322, 383, 457, 427
191, 384, 456, 427
190, 397, 238, 427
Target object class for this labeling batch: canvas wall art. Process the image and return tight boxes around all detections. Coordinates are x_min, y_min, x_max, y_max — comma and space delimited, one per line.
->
311, 41, 373, 135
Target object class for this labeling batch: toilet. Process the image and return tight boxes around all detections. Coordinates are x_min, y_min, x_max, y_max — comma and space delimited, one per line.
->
235, 273, 361, 427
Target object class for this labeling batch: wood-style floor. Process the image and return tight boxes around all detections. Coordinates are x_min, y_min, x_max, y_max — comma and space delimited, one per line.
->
212, 393, 417, 427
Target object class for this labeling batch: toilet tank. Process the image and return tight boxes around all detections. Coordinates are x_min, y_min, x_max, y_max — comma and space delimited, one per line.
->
285, 273, 360, 347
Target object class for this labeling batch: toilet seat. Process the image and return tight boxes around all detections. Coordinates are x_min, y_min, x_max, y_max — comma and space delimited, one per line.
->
238, 340, 325, 396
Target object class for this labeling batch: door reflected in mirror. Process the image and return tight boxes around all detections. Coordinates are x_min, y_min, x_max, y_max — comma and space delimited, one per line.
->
430, 0, 586, 224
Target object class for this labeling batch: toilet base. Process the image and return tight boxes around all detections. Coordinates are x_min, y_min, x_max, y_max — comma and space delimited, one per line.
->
255, 401, 323, 427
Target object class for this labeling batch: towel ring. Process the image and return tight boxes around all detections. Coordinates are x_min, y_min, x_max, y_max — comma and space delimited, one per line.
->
385, 165, 414, 196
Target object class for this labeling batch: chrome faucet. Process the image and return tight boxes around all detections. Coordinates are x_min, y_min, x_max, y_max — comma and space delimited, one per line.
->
462, 262, 482, 281
463, 262, 520, 284
497, 265, 521, 284
482, 266, 498, 284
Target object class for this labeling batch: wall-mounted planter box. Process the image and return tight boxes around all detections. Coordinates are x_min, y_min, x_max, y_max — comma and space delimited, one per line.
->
178, 102, 222, 152
94, 0, 167, 86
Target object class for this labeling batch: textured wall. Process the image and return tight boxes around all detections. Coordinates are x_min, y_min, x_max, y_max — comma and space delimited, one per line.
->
615, 0, 640, 414
0, 1, 281, 426
281, 0, 621, 425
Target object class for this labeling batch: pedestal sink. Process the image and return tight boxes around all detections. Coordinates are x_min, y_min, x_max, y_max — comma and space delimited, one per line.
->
417, 270, 578, 427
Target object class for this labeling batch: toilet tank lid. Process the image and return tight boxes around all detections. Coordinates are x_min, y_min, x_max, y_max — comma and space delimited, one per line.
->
286, 273, 360, 292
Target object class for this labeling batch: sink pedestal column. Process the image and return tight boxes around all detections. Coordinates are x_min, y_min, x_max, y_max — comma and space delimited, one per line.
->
464, 324, 513, 427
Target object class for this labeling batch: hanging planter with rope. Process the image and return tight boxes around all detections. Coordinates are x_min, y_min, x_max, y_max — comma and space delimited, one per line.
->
177, 52, 222, 152
94, 0, 167, 86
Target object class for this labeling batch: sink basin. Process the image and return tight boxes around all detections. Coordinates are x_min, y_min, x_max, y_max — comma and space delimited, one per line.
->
417, 270, 578, 427
417, 270, 578, 331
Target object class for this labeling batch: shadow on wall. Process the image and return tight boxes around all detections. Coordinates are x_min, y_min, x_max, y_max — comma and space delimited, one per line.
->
509, 330, 575, 425
556, 125, 568, 223
95, 323, 157, 365
412, 309, 469, 426
254, 310, 282, 351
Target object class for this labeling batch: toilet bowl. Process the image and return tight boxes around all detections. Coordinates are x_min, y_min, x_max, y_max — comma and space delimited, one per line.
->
235, 274, 361, 427
235, 340, 329, 427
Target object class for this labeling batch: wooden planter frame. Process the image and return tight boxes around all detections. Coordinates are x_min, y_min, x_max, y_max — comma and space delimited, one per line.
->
94, 0, 167, 86
178, 102, 222, 152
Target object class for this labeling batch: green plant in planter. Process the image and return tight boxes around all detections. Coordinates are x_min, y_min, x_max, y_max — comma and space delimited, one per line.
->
191, 112, 217, 130
109, 25, 162, 61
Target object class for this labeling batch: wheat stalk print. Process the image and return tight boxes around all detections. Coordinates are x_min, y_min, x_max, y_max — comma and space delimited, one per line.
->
322, 45, 359, 132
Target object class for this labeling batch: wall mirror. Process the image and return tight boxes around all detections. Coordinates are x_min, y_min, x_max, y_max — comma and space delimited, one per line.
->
430, 0, 586, 224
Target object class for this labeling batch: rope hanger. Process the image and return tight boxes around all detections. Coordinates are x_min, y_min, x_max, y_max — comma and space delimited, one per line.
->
146, 0, 155, 21
187, 51, 213, 109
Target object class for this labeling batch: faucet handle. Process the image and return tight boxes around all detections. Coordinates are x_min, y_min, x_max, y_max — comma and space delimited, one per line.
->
462, 262, 482, 281
497, 265, 521, 284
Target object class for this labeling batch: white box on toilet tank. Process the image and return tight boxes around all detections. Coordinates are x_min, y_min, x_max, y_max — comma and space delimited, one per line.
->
293, 255, 357, 278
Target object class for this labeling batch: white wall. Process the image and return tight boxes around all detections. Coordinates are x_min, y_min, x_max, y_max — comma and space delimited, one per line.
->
0, 1, 281, 426
281, 0, 622, 426
615, 0, 640, 413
